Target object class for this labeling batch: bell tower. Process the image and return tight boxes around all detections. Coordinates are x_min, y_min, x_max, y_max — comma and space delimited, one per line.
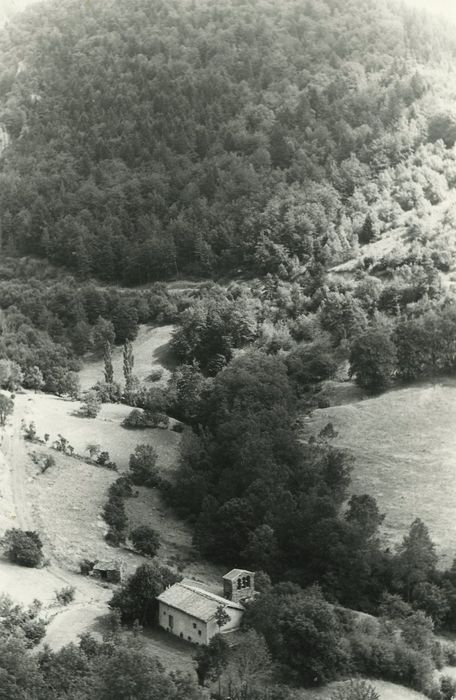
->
222, 569, 255, 603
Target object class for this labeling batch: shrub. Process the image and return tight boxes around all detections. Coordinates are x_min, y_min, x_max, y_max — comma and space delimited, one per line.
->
79, 390, 102, 418
440, 675, 456, 700
0, 393, 14, 426
3, 529, 43, 567
105, 528, 124, 547
97, 451, 118, 470
22, 421, 37, 441
130, 526, 160, 557
20, 616, 47, 647
286, 342, 337, 386
148, 368, 163, 382
123, 408, 170, 430
0, 595, 46, 647
331, 680, 380, 700
129, 444, 159, 487
108, 476, 133, 500
145, 411, 169, 429
92, 381, 122, 403
319, 422, 338, 441
40, 455, 55, 473
80, 559, 95, 575
122, 408, 146, 428
349, 631, 434, 691
53, 434, 74, 454
86, 443, 100, 460
444, 643, 456, 666
412, 582, 450, 628
349, 329, 397, 393
171, 422, 185, 433
103, 496, 128, 544
46, 369, 80, 399
97, 450, 110, 465
55, 586, 76, 606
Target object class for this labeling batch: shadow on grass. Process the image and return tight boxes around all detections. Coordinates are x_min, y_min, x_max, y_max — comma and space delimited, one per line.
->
153, 341, 179, 371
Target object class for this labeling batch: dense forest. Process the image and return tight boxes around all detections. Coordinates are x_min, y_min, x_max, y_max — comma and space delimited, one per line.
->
0, 0, 456, 281
0, 257, 180, 394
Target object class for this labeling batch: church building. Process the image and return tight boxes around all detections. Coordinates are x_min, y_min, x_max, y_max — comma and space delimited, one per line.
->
156, 569, 254, 645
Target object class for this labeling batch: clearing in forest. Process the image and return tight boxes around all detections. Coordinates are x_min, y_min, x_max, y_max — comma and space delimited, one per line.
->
79, 323, 175, 391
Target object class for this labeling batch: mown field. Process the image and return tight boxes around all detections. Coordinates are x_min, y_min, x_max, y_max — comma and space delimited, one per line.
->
306, 378, 456, 567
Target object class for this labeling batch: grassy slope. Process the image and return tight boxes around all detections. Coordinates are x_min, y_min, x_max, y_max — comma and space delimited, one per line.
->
296, 679, 427, 700
12, 391, 180, 567
17, 394, 180, 471
306, 378, 456, 567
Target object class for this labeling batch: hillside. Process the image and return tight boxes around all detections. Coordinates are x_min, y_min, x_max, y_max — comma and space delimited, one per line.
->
306, 378, 456, 567
0, 0, 456, 282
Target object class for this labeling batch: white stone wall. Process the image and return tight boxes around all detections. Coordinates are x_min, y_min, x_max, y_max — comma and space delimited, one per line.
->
158, 602, 244, 645
158, 602, 207, 644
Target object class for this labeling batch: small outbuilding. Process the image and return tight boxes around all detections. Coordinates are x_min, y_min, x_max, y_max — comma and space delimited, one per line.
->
91, 559, 122, 583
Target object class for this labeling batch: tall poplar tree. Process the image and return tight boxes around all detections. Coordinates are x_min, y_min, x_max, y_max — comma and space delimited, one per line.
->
104, 341, 114, 384
123, 339, 134, 390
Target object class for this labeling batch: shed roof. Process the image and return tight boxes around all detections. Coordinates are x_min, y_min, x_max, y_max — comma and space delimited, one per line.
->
222, 569, 254, 581
93, 560, 120, 571
157, 582, 244, 623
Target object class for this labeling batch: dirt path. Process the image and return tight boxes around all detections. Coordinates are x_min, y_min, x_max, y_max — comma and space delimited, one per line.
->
3, 423, 34, 531
40, 602, 108, 651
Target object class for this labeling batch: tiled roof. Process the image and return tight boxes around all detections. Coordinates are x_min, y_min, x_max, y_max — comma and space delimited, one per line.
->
222, 568, 253, 581
157, 582, 244, 622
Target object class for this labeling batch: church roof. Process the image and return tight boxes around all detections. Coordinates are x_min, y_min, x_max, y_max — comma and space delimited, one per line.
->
222, 569, 253, 581
157, 581, 244, 623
